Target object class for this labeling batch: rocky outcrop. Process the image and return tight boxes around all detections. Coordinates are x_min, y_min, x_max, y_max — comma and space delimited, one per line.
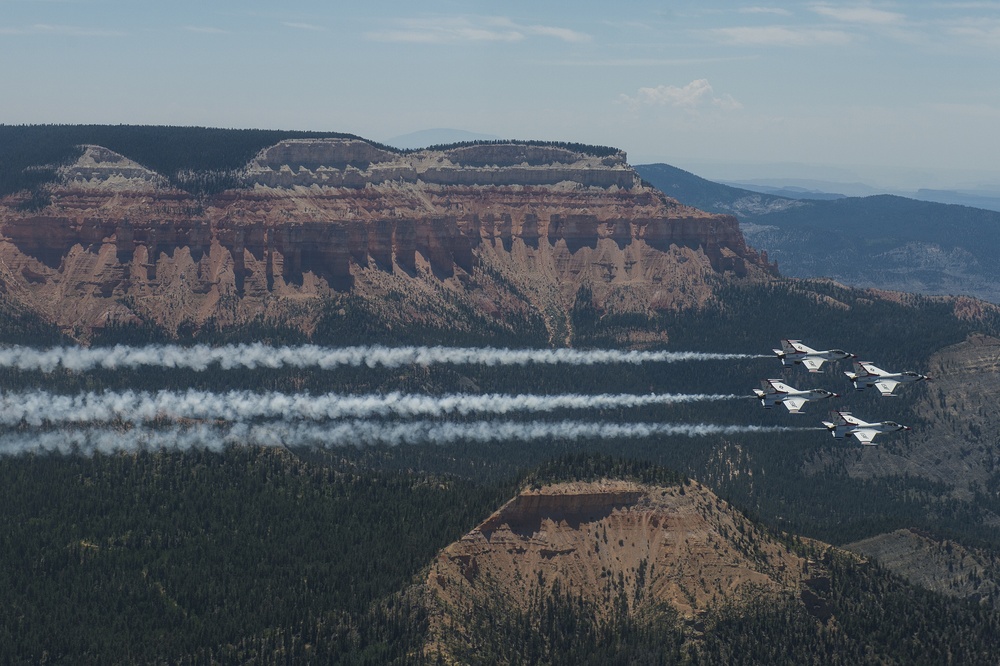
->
845, 528, 1000, 602
425, 480, 824, 660
58, 145, 169, 191
247, 139, 637, 189
0, 138, 776, 339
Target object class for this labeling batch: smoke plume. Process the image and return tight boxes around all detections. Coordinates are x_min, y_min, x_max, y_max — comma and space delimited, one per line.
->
0, 343, 767, 373
0, 389, 740, 426
0, 420, 811, 456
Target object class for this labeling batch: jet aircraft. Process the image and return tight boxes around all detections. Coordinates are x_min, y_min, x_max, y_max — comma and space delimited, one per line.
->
844, 361, 931, 396
753, 379, 839, 414
821, 410, 911, 445
773, 339, 854, 373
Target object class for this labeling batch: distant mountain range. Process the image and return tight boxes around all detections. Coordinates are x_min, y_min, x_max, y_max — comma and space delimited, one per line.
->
637, 162, 1000, 304
715, 177, 1000, 212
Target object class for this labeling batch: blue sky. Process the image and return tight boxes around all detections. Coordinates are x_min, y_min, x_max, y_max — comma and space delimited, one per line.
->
3, 1, 1000, 188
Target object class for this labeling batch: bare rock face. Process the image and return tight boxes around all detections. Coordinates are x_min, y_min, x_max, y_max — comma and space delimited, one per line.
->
58, 145, 169, 192
424, 480, 823, 661
0, 139, 776, 339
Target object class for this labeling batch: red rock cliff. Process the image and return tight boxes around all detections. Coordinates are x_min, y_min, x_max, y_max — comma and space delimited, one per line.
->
0, 140, 775, 339
425, 480, 821, 660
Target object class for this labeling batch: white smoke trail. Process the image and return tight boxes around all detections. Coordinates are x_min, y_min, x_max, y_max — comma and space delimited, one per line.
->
0, 389, 740, 426
0, 420, 813, 456
0, 343, 767, 373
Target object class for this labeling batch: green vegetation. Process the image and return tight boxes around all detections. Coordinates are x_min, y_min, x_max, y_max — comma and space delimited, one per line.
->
311, 293, 550, 349
0, 447, 515, 663
0, 125, 621, 200
418, 138, 621, 158
0, 124, 384, 197
449, 547, 1000, 665
5, 448, 1000, 663
0, 294, 66, 346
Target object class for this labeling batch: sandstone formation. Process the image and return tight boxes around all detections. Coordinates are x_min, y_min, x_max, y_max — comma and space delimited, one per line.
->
424, 480, 829, 660
0, 138, 776, 340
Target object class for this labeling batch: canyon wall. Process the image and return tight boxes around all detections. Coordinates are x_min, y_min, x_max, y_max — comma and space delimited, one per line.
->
0, 139, 776, 340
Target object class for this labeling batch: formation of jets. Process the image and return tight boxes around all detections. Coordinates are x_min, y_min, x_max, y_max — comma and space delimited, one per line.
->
773, 339, 854, 373
844, 361, 931, 396
821, 411, 911, 446
753, 379, 838, 414
758, 339, 928, 446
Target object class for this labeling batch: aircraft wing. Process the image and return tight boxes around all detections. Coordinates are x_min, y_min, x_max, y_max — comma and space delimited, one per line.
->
767, 379, 794, 393
874, 380, 900, 396
802, 358, 826, 372
782, 397, 808, 414
834, 411, 863, 426
783, 340, 811, 354
852, 361, 872, 376
850, 429, 879, 445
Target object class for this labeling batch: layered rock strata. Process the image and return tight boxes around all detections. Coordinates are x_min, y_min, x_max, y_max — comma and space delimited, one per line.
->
0, 138, 775, 338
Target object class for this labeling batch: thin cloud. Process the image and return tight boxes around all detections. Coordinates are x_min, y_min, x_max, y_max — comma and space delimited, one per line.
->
933, 2, 1000, 7
931, 2, 1000, 10
365, 16, 588, 44
947, 18, 1000, 46
0, 23, 124, 36
811, 5, 906, 24
619, 79, 743, 113
708, 25, 852, 46
184, 26, 229, 35
740, 7, 793, 15
526, 24, 591, 43
283, 22, 327, 32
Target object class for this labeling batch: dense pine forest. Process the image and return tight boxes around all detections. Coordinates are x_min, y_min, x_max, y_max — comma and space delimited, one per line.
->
5, 449, 1000, 664
2, 272, 1000, 661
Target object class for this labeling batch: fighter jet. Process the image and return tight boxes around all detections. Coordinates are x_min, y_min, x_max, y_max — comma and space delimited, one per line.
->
844, 361, 931, 396
821, 410, 911, 445
773, 339, 854, 373
753, 379, 839, 414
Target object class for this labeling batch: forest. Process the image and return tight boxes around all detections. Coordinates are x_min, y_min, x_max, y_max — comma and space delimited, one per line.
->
2, 269, 1000, 661
3, 124, 1000, 660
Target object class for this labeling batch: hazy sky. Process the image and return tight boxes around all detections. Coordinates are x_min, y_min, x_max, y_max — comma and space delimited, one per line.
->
3, 1, 1000, 188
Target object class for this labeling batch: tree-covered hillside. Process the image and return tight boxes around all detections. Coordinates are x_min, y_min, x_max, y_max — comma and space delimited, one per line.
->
636, 162, 1000, 304
0, 125, 374, 197
4, 449, 1000, 664
0, 125, 628, 199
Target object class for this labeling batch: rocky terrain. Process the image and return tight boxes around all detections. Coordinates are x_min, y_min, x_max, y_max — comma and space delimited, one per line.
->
845, 528, 1000, 602
804, 333, 1000, 496
0, 139, 774, 342
424, 479, 831, 660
